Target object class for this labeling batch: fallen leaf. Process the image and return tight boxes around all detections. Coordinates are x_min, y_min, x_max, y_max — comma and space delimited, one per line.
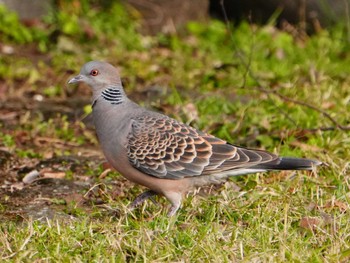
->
102, 162, 113, 170
22, 170, 40, 184
325, 200, 348, 212
99, 168, 112, 179
42, 172, 66, 179
305, 202, 318, 211
64, 193, 85, 204
321, 101, 335, 110
10, 182, 24, 192
300, 217, 320, 230
320, 212, 334, 226
0, 111, 18, 121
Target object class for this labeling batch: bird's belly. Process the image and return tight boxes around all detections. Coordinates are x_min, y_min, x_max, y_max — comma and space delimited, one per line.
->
105, 152, 192, 195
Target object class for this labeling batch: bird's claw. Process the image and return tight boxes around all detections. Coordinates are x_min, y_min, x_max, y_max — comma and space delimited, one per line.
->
129, 190, 158, 209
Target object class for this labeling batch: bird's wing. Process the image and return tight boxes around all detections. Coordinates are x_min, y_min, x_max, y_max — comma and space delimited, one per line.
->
127, 115, 278, 179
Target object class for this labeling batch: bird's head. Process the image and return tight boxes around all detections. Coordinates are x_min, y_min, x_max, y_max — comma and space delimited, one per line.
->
68, 61, 122, 89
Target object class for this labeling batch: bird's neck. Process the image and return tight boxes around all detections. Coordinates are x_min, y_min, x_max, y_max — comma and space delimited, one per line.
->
92, 84, 127, 107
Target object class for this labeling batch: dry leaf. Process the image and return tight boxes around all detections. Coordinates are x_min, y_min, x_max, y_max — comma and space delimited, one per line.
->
99, 168, 112, 179
10, 182, 24, 192
325, 200, 348, 212
22, 170, 40, 184
64, 193, 85, 204
102, 161, 113, 170
42, 172, 66, 179
305, 202, 318, 211
300, 216, 320, 230
321, 101, 335, 110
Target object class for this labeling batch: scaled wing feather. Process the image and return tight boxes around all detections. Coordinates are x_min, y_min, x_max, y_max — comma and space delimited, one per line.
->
127, 115, 279, 179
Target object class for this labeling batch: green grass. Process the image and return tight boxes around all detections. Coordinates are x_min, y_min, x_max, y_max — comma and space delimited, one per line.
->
1, 177, 349, 262
0, 1, 350, 262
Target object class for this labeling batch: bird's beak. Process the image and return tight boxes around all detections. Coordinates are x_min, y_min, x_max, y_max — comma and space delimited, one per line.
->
68, 74, 84, 84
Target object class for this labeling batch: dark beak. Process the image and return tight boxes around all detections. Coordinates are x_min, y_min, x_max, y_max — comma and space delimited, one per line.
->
68, 74, 84, 84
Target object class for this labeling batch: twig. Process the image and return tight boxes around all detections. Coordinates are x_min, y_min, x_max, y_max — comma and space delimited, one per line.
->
255, 86, 350, 131
219, 0, 350, 131
235, 125, 345, 146
219, 0, 298, 126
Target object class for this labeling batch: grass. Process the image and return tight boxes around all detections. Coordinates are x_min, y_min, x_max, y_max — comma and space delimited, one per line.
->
1, 181, 349, 262
0, 1, 350, 262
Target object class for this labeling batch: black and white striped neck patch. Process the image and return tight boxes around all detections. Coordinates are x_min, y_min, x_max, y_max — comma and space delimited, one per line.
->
101, 87, 124, 105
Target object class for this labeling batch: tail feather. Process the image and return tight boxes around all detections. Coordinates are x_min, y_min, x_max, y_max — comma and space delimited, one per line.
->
252, 157, 322, 171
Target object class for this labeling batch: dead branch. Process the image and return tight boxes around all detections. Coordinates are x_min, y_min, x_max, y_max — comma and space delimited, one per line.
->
219, 0, 350, 132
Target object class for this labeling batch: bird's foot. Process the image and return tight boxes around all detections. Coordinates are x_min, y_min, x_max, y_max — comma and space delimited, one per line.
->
129, 190, 158, 209
165, 192, 182, 217
167, 203, 181, 217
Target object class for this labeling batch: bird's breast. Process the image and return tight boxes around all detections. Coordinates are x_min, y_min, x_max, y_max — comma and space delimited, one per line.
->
92, 105, 131, 158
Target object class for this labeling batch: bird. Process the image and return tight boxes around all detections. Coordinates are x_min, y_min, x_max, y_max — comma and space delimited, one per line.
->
68, 61, 322, 216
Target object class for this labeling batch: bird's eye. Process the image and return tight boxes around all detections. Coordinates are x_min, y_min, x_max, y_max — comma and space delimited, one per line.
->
90, 69, 99, 76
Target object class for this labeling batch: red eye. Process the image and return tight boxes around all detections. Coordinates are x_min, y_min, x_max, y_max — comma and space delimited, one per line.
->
90, 69, 99, 76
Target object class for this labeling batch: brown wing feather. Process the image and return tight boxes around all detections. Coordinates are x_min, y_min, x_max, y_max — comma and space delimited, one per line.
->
127, 115, 278, 179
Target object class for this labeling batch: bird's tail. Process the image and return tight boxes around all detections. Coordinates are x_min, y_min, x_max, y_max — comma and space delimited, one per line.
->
251, 157, 322, 171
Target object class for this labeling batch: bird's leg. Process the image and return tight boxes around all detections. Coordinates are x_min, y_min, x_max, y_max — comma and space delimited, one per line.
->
167, 202, 181, 217
129, 190, 158, 209
165, 192, 182, 217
